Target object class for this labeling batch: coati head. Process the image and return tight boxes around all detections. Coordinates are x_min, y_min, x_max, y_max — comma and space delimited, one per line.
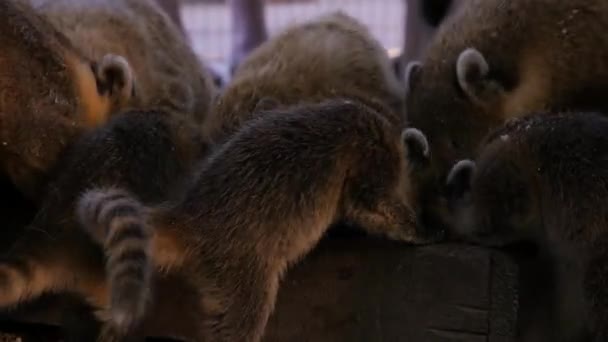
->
343, 124, 439, 243
404, 47, 517, 228
443, 137, 542, 247
405, 48, 511, 172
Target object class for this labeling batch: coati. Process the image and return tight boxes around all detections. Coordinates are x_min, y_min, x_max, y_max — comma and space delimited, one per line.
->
0, 0, 136, 201
444, 111, 608, 341
206, 11, 405, 144
26, 0, 217, 125
74, 99, 436, 340
0, 108, 208, 339
404, 0, 608, 224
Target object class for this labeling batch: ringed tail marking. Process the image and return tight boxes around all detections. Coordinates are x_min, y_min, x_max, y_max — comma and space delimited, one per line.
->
76, 188, 153, 332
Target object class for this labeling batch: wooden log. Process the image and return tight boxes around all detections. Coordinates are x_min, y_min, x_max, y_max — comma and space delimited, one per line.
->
0, 236, 519, 341
265, 238, 518, 341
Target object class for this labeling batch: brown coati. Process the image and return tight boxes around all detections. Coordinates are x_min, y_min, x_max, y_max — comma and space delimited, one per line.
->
206, 11, 405, 145
76, 99, 436, 341
444, 111, 608, 341
26, 0, 218, 125
403, 0, 608, 226
0, 0, 136, 201
0, 108, 208, 339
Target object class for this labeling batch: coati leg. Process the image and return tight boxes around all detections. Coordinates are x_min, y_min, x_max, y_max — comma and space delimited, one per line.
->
192, 265, 278, 342
79, 188, 279, 341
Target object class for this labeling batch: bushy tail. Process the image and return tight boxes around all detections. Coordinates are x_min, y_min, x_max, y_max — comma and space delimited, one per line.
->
76, 187, 152, 333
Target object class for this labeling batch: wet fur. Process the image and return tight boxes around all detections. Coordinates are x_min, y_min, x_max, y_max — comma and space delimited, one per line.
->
79, 99, 436, 341
0, 109, 207, 339
27, 0, 218, 124
0, 0, 136, 201
445, 111, 608, 341
405, 0, 608, 226
206, 11, 405, 144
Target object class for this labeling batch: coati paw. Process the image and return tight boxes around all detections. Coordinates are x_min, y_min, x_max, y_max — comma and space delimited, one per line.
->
93, 54, 136, 108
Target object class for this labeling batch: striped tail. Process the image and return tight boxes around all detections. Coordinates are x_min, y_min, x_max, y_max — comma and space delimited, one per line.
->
76, 187, 152, 333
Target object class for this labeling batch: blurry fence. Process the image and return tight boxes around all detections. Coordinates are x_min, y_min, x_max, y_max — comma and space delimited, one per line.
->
180, 0, 405, 75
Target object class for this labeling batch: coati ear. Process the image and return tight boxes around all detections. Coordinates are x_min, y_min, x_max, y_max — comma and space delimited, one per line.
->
445, 159, 476, 201
253, 97, 280, 112
404, 61, 422, 97
401, 127, 430, 165
456, 48, 503, 104
92, 54, 136, 108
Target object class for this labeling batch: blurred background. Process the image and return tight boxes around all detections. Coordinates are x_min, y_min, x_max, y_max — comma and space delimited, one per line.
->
155, 0, 461, 85
181, 0, 404, 78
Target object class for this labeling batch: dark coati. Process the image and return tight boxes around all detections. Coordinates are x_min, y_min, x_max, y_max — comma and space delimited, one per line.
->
404, 0, 608, 225
206, 11, 405, 144
1, 0, 136, 201
77, 99, 435, 341
26, 0, 218, 125
0, 109, 208, 339
444, 111, 608, 341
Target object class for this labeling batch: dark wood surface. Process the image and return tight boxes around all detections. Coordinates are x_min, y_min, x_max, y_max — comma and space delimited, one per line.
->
0, 235, 520, 341
265, 238, 518, 342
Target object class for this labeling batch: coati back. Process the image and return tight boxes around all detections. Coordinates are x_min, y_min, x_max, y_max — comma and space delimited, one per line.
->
78, 99, 437, 341
0, 0, 136, 201
404, 0, 608, 222
27, 0, 218, 124
0, 109, 208, 338
206, 12, 405, 144
444, 111, 608, 341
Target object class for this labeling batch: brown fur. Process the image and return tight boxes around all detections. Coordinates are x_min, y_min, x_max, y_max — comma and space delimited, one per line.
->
206, 11, 405, 144
27, 0, 218, 125
404, 0, 608, 222
445, 111, 608, 341
0, 109, 208, 340
79, 99, 438, 341
0, 0, 136, 201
